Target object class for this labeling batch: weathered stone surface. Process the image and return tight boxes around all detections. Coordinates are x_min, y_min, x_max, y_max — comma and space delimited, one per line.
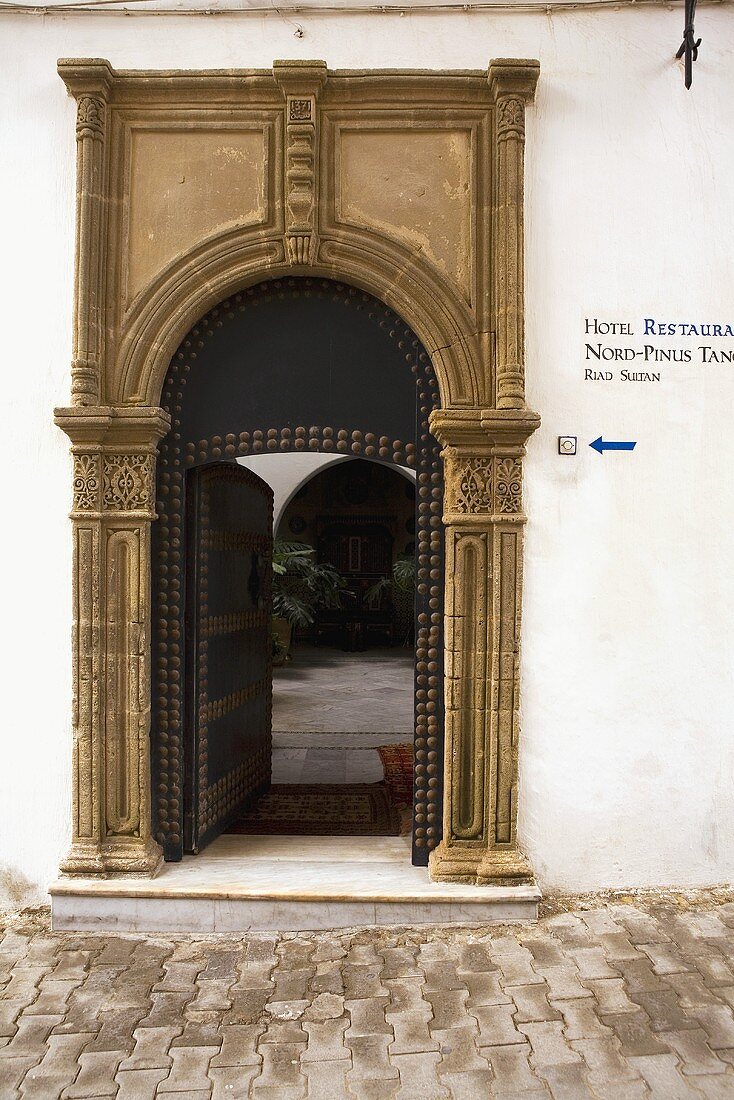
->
3, 898, 734, 1097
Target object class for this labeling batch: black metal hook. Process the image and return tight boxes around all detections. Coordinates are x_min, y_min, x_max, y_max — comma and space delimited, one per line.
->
676, 0, 701, 89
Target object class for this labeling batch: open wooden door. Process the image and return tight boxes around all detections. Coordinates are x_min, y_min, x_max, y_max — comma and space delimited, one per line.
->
184, 462, 273, 853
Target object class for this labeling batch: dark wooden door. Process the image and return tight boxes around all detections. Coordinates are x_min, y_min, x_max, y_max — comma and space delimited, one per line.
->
184, 463, 273, 853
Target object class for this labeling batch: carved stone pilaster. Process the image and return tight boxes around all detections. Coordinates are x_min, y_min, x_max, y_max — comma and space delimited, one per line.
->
58, 61, 114, 407
273, 61, 327, 266
55, 405, 170, 875
428, 409, 538, 886
488, 60, 539, 411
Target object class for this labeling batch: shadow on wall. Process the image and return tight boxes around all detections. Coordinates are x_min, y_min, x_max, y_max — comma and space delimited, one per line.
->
0, 864, 43, 915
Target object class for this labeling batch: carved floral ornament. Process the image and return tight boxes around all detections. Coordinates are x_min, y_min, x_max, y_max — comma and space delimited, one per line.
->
72, 452, 154, 512
445, 452, 523, 516
496, 95, 525, 138
76, 95, 105, 139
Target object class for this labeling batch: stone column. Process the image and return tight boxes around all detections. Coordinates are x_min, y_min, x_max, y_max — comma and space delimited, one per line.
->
58, 59, 114, 407
55, 405, 170, 875
489, 59, 539, 410
428, 413, 539, 887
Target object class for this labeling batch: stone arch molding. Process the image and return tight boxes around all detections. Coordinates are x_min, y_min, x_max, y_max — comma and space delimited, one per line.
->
55, 56, 542, 886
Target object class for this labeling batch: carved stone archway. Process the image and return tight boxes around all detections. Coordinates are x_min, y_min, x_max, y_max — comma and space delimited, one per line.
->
55, 57, 540, 886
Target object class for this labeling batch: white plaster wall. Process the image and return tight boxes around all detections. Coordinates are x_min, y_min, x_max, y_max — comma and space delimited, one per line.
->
1, 4, 732, 906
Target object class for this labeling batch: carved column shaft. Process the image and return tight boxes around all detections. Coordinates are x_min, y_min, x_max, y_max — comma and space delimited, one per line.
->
273, 60, 327, 266
489, 60, 539, 411
56, 406, 169, 874
429, 410, 538, 886
72, 93, 109, 406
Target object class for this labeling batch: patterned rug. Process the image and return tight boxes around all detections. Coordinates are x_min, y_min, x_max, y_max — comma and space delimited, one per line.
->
227, 783, 401, 836
377, 742, 414, 806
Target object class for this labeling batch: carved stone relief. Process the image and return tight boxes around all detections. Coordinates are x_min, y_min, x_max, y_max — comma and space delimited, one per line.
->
55, 57, 540, 888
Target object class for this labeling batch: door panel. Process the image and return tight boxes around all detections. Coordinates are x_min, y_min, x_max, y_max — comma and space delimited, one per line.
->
184, 462, 273, 853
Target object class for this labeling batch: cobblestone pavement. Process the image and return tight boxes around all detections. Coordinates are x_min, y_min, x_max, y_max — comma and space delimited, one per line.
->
3, 895, 734, 1098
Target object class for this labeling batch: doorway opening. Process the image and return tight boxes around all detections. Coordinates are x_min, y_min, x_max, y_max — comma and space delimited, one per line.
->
152, 277, 445, 866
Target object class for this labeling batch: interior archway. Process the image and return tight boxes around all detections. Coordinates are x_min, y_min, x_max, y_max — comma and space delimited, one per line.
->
152, 277, 445, 866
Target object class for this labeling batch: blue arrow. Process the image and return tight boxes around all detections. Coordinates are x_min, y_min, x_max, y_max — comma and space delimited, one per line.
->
590, 436, 637, 455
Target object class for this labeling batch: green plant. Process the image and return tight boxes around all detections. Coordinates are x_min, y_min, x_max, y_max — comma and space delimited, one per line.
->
272, 539, 348, 627
365, 554, 416, 605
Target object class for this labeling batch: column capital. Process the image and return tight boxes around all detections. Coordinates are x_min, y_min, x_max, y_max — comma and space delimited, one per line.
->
430, 407, 540, 453
488, 58, 540, 104
55, 405, 171, 450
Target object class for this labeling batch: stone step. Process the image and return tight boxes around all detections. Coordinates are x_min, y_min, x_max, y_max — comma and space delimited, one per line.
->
50, 835, 540, 933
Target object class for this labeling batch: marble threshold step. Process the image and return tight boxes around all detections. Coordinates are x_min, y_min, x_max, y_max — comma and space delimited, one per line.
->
50, 835, 540, 933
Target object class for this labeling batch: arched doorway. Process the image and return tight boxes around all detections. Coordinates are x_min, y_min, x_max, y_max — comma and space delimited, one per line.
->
152, 277, 444, 867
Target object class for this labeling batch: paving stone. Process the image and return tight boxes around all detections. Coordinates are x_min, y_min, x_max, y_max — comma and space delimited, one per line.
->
303, 992, 344, 1021
510, 984, 562, 1024
346, 1079, 400, 1100
234, 961, 276, 991
62, 1050, 123, 1097
301, 1058, 350, 1096
566, 949, 620, 981
456, 941, 496, 974
667, 972, 723, 1009
597, 933, 639, 961
609, 908, 671, 945
425, 989, 471, 1031
432, 1025, 488, 1076
187, 977, 234, 1013
347, 1034, 398, 1081
343, 966, 388, 1001
19, 1033, 90, 1098
579, 910, 624, 936
158, 1045, 217, 1092
544, 916, 594, 950
691, 1005, 734, 1049
472, 1002, 526, 1047
208, 1064, 261, 1098
484, 1043, 547, 1092
390, 1050, 448, 1098
631, 989, 700, 1032
50, 952, 91, 982
494, 953, 545, 988
570, 1035, 641, 1085
553, 998, 611, 1039
310, 962, 344, 996
136, 990, 193, 1028
87, 1007, 148, 1053
118, 1024, 183, 1070
251, 1043, 306, 1092
638, 943, 695, 975
587, 1080, 649, 1100
301, 1018, 349, 1061
198, 949, 240, 983
154, 960, 204, 993
116, 1070, 173, 1100
628, 1053, 704, 1098
615, 957, 670, 995
171, 1018, 224, 1049
541, 968, 594, 1002
24, 979, 81, 1017
345, 997, 392, 1038
0, 1001, 24, 1038
439, 1068, 495, 1098
258, 1020, 306, 1045
661, 1027, 729, 1075
535, 1062, 595, 1098
223, 989, 271, 1025
209, 1024, 263, 1067
693, 1076, 734, 1099
520, 938, 567, 969
272, 969, 316, 1002
694, 955, 734, 988
600, 1011, 671, 1057
0, 1056, 43, 1096
385, 978, 437, 1055
520, 1021, 584, 1067
1, 1015, 65, 1061
463, 970, 512, 1007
